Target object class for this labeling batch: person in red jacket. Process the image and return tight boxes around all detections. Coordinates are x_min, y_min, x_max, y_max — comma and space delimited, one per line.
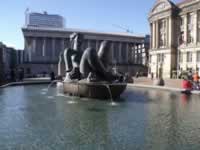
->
182, 77, 193, 90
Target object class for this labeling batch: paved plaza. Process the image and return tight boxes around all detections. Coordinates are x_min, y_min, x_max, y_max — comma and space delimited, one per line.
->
133, 77, 183, 89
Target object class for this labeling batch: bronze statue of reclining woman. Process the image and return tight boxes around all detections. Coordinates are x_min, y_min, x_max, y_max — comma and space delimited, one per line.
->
58, 33, 122, 82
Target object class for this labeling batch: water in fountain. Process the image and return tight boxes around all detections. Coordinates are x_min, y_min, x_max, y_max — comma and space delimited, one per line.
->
42, 80, 58, 93
67, 84, 78, 104
56, 82, 64, 97
105, 84, 118, 106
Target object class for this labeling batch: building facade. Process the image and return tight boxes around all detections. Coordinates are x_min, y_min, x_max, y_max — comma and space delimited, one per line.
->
149, 0, 200, 78
0, 44, 4, 83
0, 42, 22, 82
22, 26, 149, 76
25, 11, 65, 28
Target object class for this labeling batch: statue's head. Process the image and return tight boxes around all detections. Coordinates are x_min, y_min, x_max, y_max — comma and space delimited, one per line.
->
98, 41, 111, 68
70, 33, 83, 50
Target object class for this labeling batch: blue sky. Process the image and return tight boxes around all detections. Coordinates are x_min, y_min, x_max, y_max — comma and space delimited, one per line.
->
0, 0, 181, 49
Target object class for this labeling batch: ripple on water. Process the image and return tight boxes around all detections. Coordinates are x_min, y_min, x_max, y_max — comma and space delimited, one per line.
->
41, 92, 47, 95
42, 88, 48, 91
109, 102, 119, 106
47, 96, 54, 99
67, 100, 77, 104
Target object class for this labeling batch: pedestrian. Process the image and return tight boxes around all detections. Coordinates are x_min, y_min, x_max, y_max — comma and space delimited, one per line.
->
193, 71, 199, 83
192, 71, 199, 90
182, 77, 192, 91
151, 72, 154, 80
50, 71, 55, 81
135, 72, 139, 78
188, 70, 193, 81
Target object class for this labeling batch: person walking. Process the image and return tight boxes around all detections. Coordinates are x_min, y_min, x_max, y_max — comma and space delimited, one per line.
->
50, 71, 55, 81
193, 71, 200, 90
193, 71, 199, 83
182, 77, 192, 91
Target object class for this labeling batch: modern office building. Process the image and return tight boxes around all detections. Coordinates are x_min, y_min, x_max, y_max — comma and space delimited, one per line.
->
22, 12, 149, 76
25, 11, 65, 28
149, 0, 200, 78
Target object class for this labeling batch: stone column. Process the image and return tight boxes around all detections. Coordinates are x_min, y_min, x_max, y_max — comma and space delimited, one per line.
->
169, 17, 173, 47
61, 38, 65, 51
142, 44, 144, 65
32, 38, 36, 54
194, 11, 198, 44
184, 14, 188, 44
42, 38, 46, 57
111, 42, 115, 63
166, 18, 169, 47
152, 22, 156, 49
132, 44, 135, 64
26, 38, 32, 62
150, 23, 152, 49
155, 21, 159, 49
139, 45, 142, 64
126, 43, 129, 64
52, 38, 56, 60
119, 42, 122, 63
198, 11, 200, 43
138, 45, 141, 64
135, 44, 138, 64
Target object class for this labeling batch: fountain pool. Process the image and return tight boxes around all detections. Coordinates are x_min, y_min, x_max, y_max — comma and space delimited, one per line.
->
0, 85, 200, 150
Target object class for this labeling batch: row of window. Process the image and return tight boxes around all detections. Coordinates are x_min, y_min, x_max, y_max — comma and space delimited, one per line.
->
149, 54, 165, 63
179, 11, 200, 44
179, 51, 200, 62
149, 51, 200, 64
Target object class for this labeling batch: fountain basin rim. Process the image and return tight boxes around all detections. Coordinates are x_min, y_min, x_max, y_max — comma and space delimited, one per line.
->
63, 80, 127, 86
63, 80, 127, 100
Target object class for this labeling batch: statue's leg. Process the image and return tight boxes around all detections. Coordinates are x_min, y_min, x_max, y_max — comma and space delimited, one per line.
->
80, 48, 117, 81
63, 48, 75, 73
80, 48, 91, 78
63, 48, 82, 80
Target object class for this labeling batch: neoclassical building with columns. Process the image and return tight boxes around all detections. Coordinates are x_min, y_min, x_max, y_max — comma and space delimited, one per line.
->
149, 0, 200, 78
22, 26, 149, 76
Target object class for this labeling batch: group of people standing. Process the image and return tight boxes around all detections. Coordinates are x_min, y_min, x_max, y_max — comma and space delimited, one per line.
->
182, 71, 200, 91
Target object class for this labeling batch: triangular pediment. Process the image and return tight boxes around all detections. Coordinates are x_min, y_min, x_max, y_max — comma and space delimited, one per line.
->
150, 0, 174, 15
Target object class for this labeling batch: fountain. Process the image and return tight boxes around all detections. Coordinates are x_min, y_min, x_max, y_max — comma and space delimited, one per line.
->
58, 33, 127, 100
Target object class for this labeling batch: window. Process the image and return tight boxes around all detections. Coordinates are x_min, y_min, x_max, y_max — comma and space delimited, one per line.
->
157, 54, 164, 63
187, 52, 192, 62
178, 31, 184, 45
180, 17, 184, 26
187, 31, 194, 43
159, 19, 167, 48
197, 51, 200, 62
180, 16, 184, 32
